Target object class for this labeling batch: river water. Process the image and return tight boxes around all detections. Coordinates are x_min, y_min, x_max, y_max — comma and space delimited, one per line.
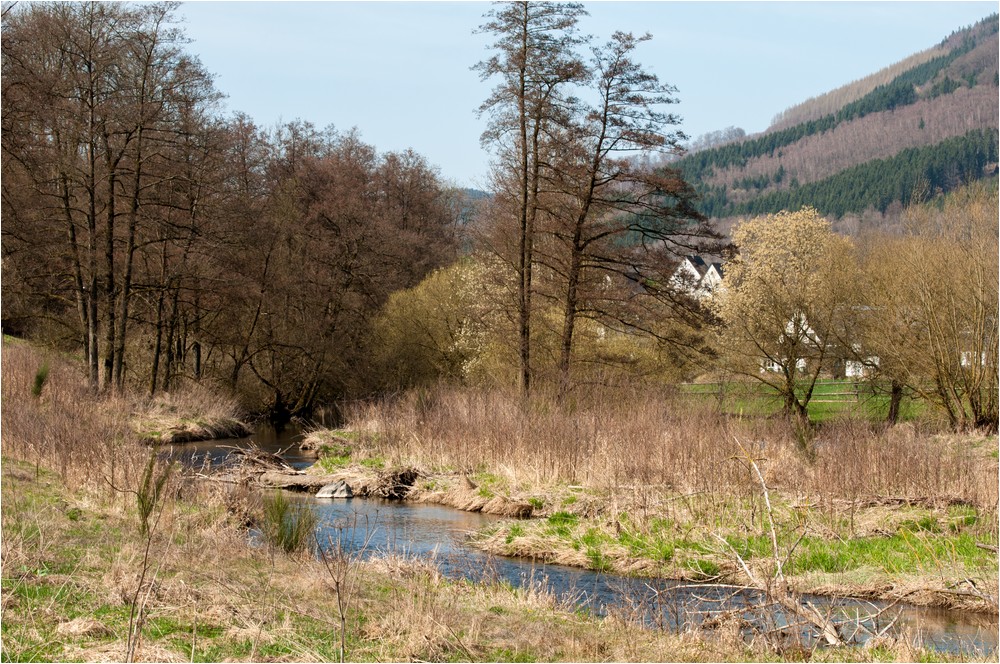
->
166, 425, 999, 654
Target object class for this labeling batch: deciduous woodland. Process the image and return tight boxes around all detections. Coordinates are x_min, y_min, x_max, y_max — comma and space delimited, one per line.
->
1, 3, 998, 662
2, 2, 463, 418
2, 2, 997, 432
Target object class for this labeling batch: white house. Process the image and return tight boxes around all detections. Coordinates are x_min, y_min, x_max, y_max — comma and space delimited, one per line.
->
672, 255, 725, 299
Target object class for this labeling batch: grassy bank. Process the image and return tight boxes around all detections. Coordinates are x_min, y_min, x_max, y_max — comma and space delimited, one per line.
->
131, 385, 252, 445
322, 386, 998, 611
3, 342, 996, 661
678, 379, 926, 423
300, 443, 998, 612
3, 458, 991, 663
469, 489, 998, 612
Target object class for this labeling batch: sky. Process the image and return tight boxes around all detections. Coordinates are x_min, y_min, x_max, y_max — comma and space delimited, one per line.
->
177, 1, 998, 189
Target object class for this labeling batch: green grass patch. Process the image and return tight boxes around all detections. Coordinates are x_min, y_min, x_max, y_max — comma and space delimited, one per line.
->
585, 547, 612, 572
724, 533, 773, 559
471, 471, 504, 499
505, 523, 525, 545
358, 456, 386, 469
544, 511, 579, 538
787, 531, 992, 575
946, 505, 979, 532
680, 379, 925, 423
547, 512, 578, 527
578, 527, 609, 549
489, 647, 537, 662
899, 515, 941, 533
689, 559, 720, 578
617, 529, 676, 562
316, 453, 353, 472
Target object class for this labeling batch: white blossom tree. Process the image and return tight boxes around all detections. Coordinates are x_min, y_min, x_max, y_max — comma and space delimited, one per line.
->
714, 207, 855, 421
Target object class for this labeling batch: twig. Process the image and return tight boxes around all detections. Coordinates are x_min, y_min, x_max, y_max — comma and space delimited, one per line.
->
733, 437, 784, 582
433, 618, 477, 660
716, 436, 847, 648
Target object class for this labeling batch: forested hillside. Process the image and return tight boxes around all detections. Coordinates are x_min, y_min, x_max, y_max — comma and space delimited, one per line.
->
673, 14, 999, 223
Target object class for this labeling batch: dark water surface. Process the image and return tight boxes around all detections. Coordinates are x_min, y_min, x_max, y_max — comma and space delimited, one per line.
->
173, 425, 999, 654
162, 422, 315, 470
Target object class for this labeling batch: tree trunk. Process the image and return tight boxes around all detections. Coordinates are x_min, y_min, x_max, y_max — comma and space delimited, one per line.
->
558, 243, 583, 396
102, 137, 118, 390
886, 379, 904, 424
150, 290, 165, 396
516, 12, 532, 397
61, 171, 91, 366
86, 111, 100, 388
162, 286, 180, 392
114, 136, 142, 390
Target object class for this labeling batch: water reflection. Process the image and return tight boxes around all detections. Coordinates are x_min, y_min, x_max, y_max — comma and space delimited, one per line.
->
161, 423, 314, 470
304, 495, 998, 655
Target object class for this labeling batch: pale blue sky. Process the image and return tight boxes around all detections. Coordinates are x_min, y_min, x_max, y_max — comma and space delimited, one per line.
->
177, 1, 997, 188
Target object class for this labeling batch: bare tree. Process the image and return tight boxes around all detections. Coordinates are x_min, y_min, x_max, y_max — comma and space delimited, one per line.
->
540, 31, 720, 393
1, 1, 216, 391
856, 184, 998, 431
475, 0, 586, 395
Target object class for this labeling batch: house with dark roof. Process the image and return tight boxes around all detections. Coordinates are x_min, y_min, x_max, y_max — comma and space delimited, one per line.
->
671, 255, 725, 299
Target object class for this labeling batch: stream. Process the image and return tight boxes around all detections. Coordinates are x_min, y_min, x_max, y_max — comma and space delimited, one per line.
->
165, 425, 999, 655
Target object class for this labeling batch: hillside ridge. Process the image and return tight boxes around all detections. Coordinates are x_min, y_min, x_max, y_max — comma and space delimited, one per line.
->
674, 14, 999, 223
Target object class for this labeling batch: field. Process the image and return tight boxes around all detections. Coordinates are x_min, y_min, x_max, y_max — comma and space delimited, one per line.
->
679, 378, 925, 423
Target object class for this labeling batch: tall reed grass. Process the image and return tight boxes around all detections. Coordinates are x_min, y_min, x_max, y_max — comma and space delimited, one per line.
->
343, 384, 998, 510
1, 342, 143, 494
260, 490, 318, 555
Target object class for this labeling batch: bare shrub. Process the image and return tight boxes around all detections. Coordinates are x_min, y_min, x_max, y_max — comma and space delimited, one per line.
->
318, 513, 377, 663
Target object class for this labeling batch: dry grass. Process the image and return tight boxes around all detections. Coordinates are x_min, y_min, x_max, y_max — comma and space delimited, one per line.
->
3, 342, 996, 661
1, 342, 144, 494
333, 385, 998, 613
344, 385, 998, 509
130, 383, 251, 444
0, 455, 827, 663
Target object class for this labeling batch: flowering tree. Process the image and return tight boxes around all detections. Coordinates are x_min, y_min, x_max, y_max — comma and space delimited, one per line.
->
714, 207, 855, 421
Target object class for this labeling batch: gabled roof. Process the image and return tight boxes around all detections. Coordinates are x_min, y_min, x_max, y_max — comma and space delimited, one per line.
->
684, 255, 709, 277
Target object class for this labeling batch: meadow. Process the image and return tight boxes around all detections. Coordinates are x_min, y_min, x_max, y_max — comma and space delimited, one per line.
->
2, 340, 997, 662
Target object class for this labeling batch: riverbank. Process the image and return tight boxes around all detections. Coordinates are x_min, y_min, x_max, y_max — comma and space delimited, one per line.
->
292, 410, 998, 615
132, 385, 253, 445
294, 451, 998, 614
3, 341, 996, 661
4, 457, 992, 663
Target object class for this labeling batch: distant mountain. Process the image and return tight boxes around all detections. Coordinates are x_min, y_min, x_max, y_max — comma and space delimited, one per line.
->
461, 188, 492, 201
672, 14, 999, 225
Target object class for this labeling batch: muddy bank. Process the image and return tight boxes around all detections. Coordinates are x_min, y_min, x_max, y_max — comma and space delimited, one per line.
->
237, 461, 535, 518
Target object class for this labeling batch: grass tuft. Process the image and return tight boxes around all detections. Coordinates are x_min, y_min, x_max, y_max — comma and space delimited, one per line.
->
260, 491, 318, 555
31, 361, 49, 398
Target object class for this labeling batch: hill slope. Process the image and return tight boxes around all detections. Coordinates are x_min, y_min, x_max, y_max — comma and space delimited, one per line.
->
672, 14, 999, 223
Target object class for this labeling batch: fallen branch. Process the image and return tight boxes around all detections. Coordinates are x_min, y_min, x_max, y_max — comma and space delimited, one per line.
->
718, 436, 846, 647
